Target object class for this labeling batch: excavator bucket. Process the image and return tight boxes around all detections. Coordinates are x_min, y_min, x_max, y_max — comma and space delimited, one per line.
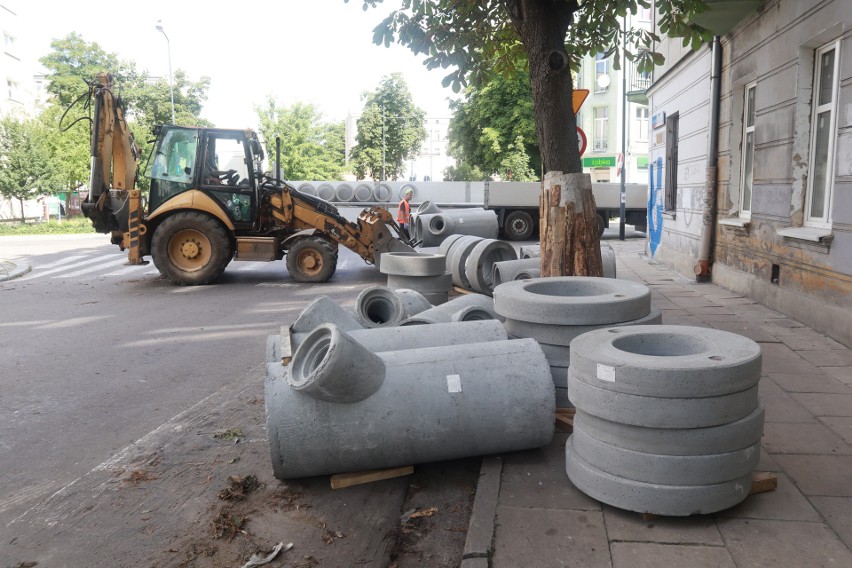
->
358, 207, 416, 269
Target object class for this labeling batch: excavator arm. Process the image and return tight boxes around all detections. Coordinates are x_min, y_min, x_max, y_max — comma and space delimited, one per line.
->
81, 73, 144, 263
264, 184, 415, 266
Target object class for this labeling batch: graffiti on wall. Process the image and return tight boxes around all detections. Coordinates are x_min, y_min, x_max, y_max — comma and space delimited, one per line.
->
648, 157, 664, 257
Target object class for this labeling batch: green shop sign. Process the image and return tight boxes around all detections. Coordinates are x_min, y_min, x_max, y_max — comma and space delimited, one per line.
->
582, 156, 616, 168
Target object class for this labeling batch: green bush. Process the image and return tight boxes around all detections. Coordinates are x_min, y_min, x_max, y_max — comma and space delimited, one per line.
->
0, 217, 96, 235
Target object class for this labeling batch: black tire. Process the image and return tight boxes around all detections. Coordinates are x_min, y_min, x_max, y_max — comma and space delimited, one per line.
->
151, 212, 233, 285
597, 213, 607, 237
504, 210, 535, 241
287, 236, 338, 283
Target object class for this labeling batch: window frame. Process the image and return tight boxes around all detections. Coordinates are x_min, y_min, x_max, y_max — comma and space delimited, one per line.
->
805, 40, 840, 228
739, 82, 756, 219
593, 106, 609, 151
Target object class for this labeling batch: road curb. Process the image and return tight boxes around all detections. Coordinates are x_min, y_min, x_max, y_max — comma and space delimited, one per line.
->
0, 262, 30, 282
462, 455, 503, 563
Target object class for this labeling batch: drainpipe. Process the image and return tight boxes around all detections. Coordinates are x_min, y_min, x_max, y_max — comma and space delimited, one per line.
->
695, 36, 722, 281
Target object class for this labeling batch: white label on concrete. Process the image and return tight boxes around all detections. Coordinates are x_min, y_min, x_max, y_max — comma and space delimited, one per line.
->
457, 218, 464, 224
446, 374, 463, 393
597, 364, 616, 382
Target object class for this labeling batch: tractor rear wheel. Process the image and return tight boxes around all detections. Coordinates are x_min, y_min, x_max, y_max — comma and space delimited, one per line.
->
152, 212, 232, 285
287, 236, 338, 283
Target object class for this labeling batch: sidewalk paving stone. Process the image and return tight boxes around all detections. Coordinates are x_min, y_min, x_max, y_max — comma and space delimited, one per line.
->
768, 371, 850, 394
602, 505, 723, 545
824, 366, 852, 385
758, 343, 822, 374
810, 496, 852, 549
762, 422, 852, 454
717, 518, 852, 567
610, 542, 736, 568
820, 416, 852, 445
772, 455, 852, 497
798, 349, 852, 367
790, 392, 852, 417
715, 472, 821, 522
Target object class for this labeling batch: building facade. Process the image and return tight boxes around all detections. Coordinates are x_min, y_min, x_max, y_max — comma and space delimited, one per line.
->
575, 10, 652, 185
0, 2, 28, 118
646, 0, 852, 345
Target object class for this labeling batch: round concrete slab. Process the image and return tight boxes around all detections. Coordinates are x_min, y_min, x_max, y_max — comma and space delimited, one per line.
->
565, 436, 752, 516
493, 277, 651, 325
569, 325, 762, 398
380, 252, 447, 276
503, 307, 662, 346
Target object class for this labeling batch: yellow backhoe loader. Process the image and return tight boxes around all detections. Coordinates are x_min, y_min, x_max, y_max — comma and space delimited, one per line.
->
81, 72, 414, 285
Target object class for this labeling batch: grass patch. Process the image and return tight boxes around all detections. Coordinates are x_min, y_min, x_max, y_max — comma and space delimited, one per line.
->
0, 217, 97, 235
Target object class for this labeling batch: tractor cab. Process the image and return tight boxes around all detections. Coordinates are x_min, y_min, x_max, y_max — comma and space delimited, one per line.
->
147, 125, 265, 228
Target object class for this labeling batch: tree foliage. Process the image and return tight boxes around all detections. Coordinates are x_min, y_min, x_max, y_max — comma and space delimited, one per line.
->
447, 69, 539, 180
0, 116, 55, 221
36, 33, 212, 196
351, 73, 427, 180
349, 0, 711, 175
256, 98, 346, 180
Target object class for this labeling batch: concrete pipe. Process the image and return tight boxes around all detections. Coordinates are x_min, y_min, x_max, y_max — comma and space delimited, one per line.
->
399, 183, 418, 200
516, 268, 540, 280
266, 332, 555, 479
464, 239, 518, 295
492, 258, 540, 288
287, 324, 385, 403
354, 183, 373, 202
503, 307, 662, 347
555, 387, 571, 409
448, 236, 485, 289
573, 403, 766, 457
289, 319, 509, 355
417, 200, 442, 216
570, 427, 761, 486
413, 214, 450, 247
601, 243, 616, 279
451, 304, 502, 322
297, 183, 318, 196
386, 273, 453, 294
421, 292, 449, 305
520, 245, 541, 259
568, 326, 762, 398
439, 208, 499, 240
565, 438, 753, 516
316, 183, 335, 201
493, 277, 652, 325
292, 295, 364, 333
380, 252, 447, 277
373, 183, 392, 202
334, 183, 355, 202
353, 286, 432, 328
439, 234, 467, 256
400, 293, 494, 325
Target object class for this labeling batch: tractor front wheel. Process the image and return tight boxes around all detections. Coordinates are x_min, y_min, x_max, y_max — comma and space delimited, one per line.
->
151, 212, 232, 285
286, 236, 338, 283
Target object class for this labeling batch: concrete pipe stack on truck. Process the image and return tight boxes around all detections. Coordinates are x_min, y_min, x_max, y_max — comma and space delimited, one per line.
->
483, 181, 648, 240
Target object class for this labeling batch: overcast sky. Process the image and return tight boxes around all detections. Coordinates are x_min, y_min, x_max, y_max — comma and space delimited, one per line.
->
16, 0, 458, 128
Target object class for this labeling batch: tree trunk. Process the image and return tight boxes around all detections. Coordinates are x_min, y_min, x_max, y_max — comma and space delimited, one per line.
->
507, 0, 602, 276
539, 172, 603, 276
18, 197, 25, 224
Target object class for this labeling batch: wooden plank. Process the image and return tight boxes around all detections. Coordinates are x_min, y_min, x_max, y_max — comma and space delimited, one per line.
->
554, 414, 574, 432
330, 465, 414, 490
749, 472, 778, 495
555, 407, 576, 416
453, 286, 474, 295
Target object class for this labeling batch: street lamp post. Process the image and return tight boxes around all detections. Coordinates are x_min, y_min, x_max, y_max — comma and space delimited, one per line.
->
155, 21, 176, 125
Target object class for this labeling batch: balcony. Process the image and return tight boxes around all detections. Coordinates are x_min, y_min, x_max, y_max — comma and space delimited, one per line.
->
625, 60, 651, 104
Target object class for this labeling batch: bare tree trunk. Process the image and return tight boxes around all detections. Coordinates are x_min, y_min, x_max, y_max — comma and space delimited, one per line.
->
540, 172, 602, 276
507, 0, 601, 276
18, 197, 25, 224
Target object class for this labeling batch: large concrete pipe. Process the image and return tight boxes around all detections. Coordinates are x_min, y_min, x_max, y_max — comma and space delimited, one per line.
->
334, 183, 355, 202
565, 325, 764, 516
517, 244, 615, 278
417, 200, 442, 216
287, 319, 509, 354
520, 245, 540, 259
354, 183, 373, 202
493, 259, 540, 288
386, 273, 452, 305
353, 286, 432, 328
379, 252, 447, 277
439, 234, 466, 256
447, 236, 484, 288
266, 326, 555, 479
401, 293, 496, 325
440, 208, 499, 240
464, 239, 518, 295
316, 183, 335, 201
415, 213, 453, 247
373, 183, 392, 202
292, 295, 364, 333
297, 183, 318, 196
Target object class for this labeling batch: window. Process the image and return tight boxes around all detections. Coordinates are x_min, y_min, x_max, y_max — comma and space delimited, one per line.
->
594, 107, 608, 150
806, 41, 839, 227
665, 113, 679, 211
740, 83, 756, 219
635, 106, 649, 141
595, 53, 609, 92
